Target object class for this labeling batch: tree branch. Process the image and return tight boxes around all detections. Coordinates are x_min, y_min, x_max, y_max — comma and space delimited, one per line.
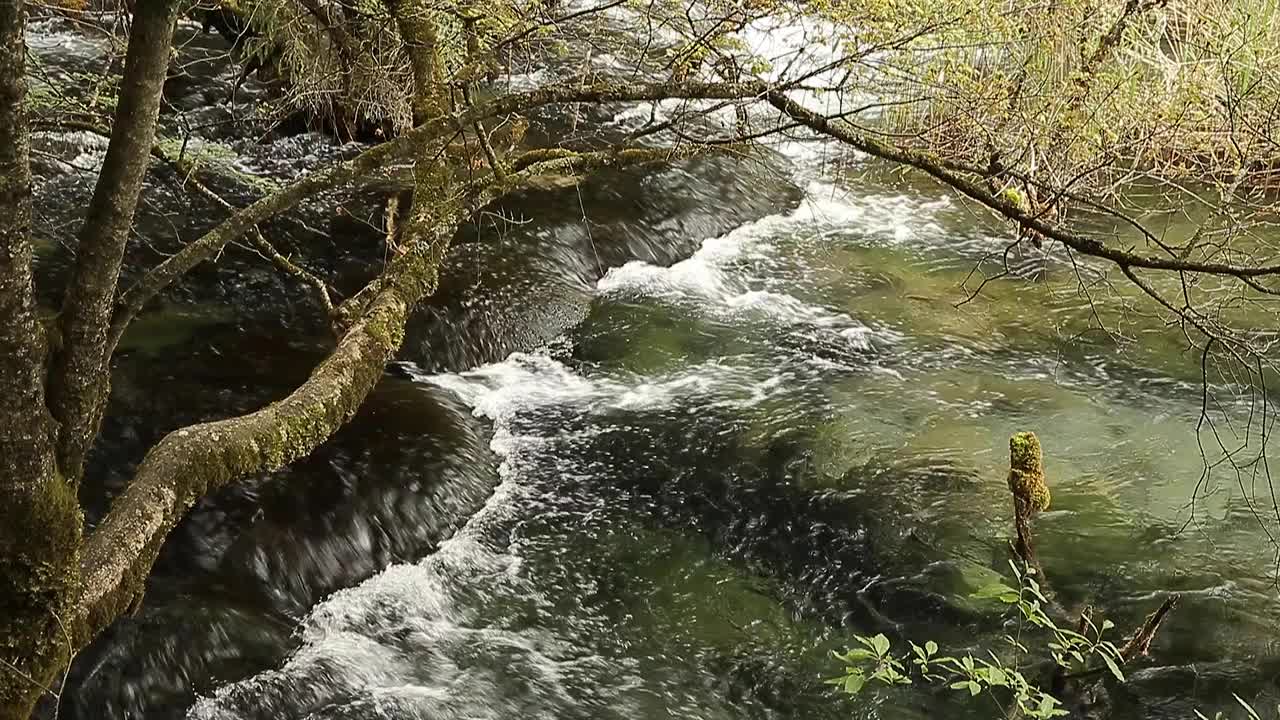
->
106, 79, 769, 349
72, 143, 725, 645
763, 90, 1280, 281
164, 144, 339, 318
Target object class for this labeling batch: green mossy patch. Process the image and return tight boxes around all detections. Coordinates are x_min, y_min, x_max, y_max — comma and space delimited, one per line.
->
1008, 431, 1050, 513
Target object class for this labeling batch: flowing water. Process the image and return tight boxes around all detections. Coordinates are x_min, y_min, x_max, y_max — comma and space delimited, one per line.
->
23, 8, 1280, 720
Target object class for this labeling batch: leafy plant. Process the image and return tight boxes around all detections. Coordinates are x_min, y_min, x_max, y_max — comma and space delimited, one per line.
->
830, 561, 1274, 718
828, 561, 1129, 719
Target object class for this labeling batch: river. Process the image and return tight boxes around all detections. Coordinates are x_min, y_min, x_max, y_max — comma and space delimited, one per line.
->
24, 7, 1280, 720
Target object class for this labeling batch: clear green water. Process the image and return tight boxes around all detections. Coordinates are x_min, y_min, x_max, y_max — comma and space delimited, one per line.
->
187, 158, 1280, 719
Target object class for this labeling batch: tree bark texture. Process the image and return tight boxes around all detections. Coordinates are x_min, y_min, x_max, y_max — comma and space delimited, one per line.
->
0, 0, 80, 716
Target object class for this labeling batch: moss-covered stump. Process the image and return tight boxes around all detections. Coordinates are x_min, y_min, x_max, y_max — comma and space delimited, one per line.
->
1007, 430, 1050, 571
1008, 431, 1051, 514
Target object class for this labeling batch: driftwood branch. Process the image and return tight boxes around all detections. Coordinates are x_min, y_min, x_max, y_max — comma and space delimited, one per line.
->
1001, 431, 1179, 710
1120, 594, 1180, 661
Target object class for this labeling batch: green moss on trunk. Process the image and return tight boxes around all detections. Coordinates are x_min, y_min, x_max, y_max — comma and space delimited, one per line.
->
0, 476, 82, 720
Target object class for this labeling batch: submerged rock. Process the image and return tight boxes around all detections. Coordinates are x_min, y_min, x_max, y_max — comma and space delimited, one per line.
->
58, 599, 292, 720
505, 399, 990, 633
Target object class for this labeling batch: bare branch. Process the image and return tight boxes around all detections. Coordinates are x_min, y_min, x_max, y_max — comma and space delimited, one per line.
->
763, 89, 1280, 281
107, 79, 771, 348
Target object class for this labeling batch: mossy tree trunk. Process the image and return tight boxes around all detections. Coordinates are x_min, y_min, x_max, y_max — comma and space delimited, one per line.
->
1007, 431, 1050, 572
1, 0, 183, 714
0, 0, 81, 714
47, 0, 183, 486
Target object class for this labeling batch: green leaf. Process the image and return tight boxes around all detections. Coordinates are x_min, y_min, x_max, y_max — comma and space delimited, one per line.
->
967, 680, 982, 696
1100, 654, 1125, 683
925, 641, 938, 656
841, 649, 876, 662
869, 634, 891, 657
844, 672, 867, 695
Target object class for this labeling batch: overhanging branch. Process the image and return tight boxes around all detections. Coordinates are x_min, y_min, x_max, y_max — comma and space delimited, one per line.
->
72, 142, 726, 647
106, 79, 771, 350
763, 90, 1280, 282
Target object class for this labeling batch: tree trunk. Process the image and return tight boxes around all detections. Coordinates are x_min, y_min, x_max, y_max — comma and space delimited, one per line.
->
383, 0, 448, 123
0, 0, 82, 716
48, 0, 181, 485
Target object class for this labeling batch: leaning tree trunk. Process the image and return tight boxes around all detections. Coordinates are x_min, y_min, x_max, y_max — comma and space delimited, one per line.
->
47, 0, 182, 486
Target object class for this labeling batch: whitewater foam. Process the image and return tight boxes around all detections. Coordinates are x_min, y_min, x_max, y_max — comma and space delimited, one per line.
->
595, 181, 917, 352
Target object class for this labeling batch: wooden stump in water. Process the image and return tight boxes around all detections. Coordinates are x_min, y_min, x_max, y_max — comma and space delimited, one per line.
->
1001, 430, 1181, 717
1007, 431, 1050, 572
